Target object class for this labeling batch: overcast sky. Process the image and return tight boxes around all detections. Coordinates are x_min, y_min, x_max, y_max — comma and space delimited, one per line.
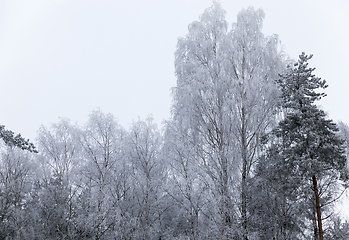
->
0, 0, 348, 142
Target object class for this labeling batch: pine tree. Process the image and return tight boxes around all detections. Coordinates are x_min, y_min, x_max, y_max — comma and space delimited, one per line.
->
0, 125, 37, 152
262, 53, 347, 239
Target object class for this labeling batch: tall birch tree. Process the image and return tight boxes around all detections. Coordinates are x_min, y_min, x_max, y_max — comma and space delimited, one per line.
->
172, 3, 284, 239
226, 7, 284, 240
173, 3, 237, 237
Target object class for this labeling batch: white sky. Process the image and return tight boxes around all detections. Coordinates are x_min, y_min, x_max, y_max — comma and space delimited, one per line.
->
0, 0, 348, 142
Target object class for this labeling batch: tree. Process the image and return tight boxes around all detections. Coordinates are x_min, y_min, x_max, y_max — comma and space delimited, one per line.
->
127, 117, 167, 239
250, 141, 309, 239
77, 110, 125, 239
226, 7, 285, 239
0, 126, 37, 239
261, 53, 347, 240
172, 3, 284, 239
34, 119, 81, 239
0, 146, 35, 239
0, 125, 37, 153
163, 120, 211, 239
173, 4, 236, 237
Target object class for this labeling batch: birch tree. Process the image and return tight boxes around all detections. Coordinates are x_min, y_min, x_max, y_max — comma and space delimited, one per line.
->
35, 119, 81, 239
173, 3, 237, 237
0, 147, 33, 239
0, 125, 37, 239
226, 7, 285, 240
164, 121, 211, 239
127, 117, 166, 239
78, 110, 125, 239
172, 3, 284, 239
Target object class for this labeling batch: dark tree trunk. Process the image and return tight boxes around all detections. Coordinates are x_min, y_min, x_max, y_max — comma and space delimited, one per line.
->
312, 175, 323, 240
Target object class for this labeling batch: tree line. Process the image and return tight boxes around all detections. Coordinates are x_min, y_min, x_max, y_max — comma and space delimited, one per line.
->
1, 3, 348, 240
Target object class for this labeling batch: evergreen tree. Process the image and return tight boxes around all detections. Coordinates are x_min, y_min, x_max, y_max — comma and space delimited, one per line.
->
0, 125, 37, 153
250, 145, 307, 239
259, 53, 347, 239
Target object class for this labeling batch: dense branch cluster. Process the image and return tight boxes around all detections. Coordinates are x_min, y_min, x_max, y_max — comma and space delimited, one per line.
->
0, 3, 348, 240
0, 125, 37, 153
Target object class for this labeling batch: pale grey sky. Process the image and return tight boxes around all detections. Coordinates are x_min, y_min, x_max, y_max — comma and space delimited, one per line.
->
0, 0, 348, 143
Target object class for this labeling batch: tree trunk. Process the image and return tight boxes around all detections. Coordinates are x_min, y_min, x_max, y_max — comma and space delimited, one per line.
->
241, 169, 248, 240
241, 106, 248, 240
312, 207, 319, 240
222, 155, 231, 239
241, 143, 248, 240
312, 175, 323, 240
312, 197, 319, 240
